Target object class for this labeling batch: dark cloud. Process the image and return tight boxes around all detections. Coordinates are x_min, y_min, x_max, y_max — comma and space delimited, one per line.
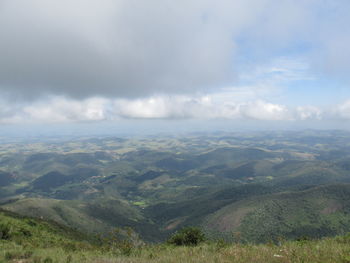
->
0, 0, 235, 99
0, 0, 349, 100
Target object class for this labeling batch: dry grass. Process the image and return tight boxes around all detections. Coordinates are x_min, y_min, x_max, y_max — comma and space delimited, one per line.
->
2, 236, 350, 263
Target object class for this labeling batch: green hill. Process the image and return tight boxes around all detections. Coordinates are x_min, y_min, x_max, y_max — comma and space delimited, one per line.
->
203, 184, 350, 243
1, 208, 350, 263
0, 208, 97, 262
2, 197, 162, 242
3, 131, 350, 243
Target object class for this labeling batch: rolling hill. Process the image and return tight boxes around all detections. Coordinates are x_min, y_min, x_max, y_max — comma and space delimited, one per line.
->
1, 130, 350, 243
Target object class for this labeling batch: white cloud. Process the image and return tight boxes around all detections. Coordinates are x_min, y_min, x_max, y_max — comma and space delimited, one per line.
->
0, 94, 330, 123
0, 97, 108, 123
333, 100, 350, 119
115, 97, 189, 119
239, 101, 291, 121
295, 106, 323, 120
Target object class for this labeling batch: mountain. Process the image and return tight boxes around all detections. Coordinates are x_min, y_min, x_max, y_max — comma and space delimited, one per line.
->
1, 130, 350, 242
203, 184, 350, 243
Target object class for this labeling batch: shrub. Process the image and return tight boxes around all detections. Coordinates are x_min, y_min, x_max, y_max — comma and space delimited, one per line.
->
167, 227, 206, 246
103, 227, 144, 256
4, 250, 33, 260
43, 257, 54, 263
215, 239, 229, 251
20, 227, 32, 237
0, 223, 11, 240
336, 232, 350, 244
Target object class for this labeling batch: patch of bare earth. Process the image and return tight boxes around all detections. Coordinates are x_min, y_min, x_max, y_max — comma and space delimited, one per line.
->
165, 217, 188, 230
210, 207, 254, 232
321, 202, 342, 215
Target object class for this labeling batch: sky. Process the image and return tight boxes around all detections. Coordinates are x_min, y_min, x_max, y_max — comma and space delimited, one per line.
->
1, 0, 350, 133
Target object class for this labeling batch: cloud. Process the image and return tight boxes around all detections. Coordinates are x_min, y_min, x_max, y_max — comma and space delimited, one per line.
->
0, 94, 334, 124
239, 101, 291, 121
0, 0, 350, 129
0, 97, 108, 123
295, 106, 322, 120
9, 92, 350, 124
333, 100, 350, 120
0, 0, 349, 100
309, 1, 350, 79
114, 96, 291, 120
0, 0, 235, 99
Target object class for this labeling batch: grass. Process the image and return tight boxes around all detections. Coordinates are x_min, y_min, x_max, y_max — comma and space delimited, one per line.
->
1, 237, 350, 263
2, 207, 350, 262
132, 201, 147, 208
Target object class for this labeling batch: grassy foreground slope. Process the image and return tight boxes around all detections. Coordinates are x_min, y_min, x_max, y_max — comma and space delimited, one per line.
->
1, 206, 350, 263
0, 208, 101, 262
3, 239, 350, 263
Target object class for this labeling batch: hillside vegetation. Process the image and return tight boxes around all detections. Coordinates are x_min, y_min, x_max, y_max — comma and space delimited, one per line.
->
1, 130, 350, 243
1, 209, 350, 263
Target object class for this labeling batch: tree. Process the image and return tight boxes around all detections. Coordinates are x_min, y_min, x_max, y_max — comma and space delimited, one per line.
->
167, 227, 206, 246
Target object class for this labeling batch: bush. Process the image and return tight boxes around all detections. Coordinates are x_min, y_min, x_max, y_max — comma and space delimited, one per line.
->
43, 257, 54, 263
0, 223, 11, 240
167, 227, 206, 246
336, 233, 350, 244
103, 227, 144, 256
20, 227, 32, 237
4, 250, 33, 260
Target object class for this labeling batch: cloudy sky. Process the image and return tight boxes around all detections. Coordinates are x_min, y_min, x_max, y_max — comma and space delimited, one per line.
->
1, 0, 350, 130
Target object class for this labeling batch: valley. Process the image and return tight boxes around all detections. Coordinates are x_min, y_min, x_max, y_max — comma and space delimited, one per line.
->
1, 130, 350, 243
